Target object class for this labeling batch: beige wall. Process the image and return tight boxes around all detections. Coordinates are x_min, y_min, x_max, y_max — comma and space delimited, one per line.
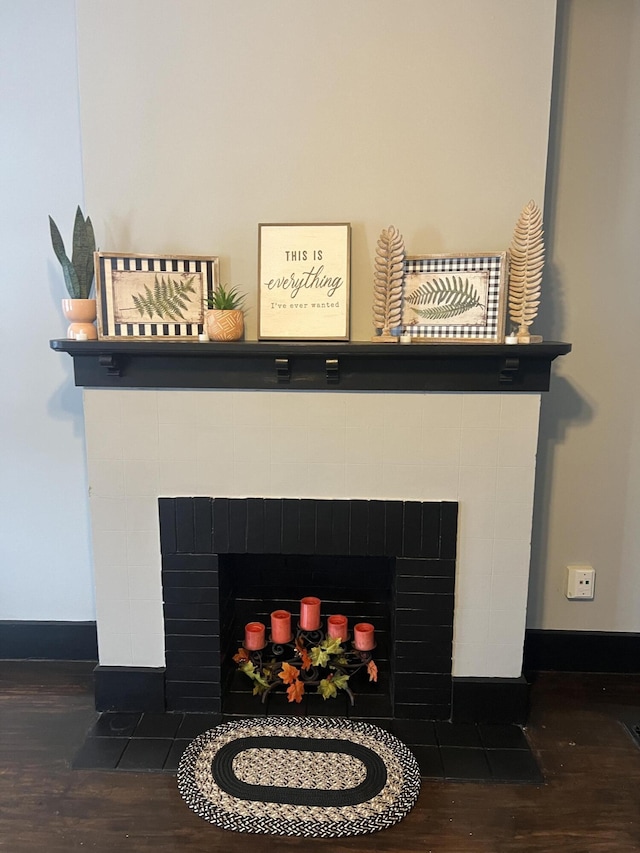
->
75, 2, 580, 637
6, 1, 638, 636
66, 0, 640, 637
528, 0, 640, 631
76, 0, 556, 341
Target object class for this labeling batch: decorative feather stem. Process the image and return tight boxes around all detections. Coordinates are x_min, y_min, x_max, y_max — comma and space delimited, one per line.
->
508, 200, 544, 341
372, 226, 405, 340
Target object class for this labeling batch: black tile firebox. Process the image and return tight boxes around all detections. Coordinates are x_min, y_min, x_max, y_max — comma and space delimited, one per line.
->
158, 497, 458, 722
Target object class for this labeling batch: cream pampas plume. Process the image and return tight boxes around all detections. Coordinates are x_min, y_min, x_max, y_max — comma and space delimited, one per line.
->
372, 226, 405, 341
508, 200, 544, 342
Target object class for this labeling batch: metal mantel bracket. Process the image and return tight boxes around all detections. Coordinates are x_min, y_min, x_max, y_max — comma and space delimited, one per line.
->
98, 354, 122, 377
499, 356, 520, 383
326, 358, 340, 384
275, 357, 290, 384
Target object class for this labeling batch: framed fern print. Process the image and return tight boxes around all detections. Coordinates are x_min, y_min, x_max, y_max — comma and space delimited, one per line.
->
398, 252, 508, 343
95, 253, 219, 340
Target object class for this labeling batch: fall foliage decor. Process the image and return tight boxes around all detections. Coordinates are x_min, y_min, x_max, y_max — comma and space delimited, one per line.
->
508, 200, 545, 342
234, 628, 378, 705
372, 225, 405, 341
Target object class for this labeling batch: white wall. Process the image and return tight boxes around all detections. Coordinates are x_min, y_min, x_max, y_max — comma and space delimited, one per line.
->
0, 0, 94, 620
528, 0, 640, 632
83, 389, 541, 677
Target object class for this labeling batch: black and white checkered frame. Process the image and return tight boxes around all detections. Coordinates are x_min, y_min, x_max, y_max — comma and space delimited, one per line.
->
96, 252, 219, 340
397, 252, 508, 342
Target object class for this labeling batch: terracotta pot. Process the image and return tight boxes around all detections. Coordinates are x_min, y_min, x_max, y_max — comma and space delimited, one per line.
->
62, 298, 98, 340
205, 309, 244, 341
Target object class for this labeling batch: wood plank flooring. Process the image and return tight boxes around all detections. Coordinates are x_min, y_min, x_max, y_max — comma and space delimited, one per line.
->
1, 661, 639, 852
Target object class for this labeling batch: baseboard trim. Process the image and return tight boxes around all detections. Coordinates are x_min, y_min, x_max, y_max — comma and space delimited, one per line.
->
94, 665, 166, 712
451, 676, 529, 724
0, 620, 98, 661
524, 629, 640, 673
2, 623, 638, 678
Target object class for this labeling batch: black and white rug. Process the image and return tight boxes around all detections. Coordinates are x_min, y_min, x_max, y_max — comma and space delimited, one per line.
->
177, 716, 421, 837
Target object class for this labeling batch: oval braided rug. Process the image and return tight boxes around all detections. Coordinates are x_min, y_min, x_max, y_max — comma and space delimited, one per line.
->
177, 716, 421, 837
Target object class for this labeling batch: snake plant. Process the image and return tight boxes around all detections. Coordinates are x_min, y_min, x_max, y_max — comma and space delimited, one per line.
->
49, 206, 96, 299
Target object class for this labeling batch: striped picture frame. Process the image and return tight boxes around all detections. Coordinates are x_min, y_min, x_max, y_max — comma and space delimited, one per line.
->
396, 252, 508, 343
96, 253, 219, 340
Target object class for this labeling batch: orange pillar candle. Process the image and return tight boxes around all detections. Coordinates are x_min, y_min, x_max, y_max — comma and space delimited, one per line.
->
300, 596, 321, 631
353, 622, 375, 651
271, 610, 292, 644
327, 614, 348, 641
244, 621, 266, 650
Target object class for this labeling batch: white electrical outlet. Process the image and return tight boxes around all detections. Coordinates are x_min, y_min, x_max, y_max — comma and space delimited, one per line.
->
566, 565, 595, 599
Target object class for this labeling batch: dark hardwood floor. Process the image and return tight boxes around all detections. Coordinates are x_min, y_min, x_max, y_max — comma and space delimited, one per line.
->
1, 660, 639, 852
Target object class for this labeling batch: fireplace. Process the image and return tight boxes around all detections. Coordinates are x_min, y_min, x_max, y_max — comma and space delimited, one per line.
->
55, 339, 570, 725
159, 497, 457, 721
86, 385, 543, 724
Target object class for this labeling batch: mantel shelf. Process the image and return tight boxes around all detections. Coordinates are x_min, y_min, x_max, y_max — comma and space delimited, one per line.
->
50, 339, 571, 392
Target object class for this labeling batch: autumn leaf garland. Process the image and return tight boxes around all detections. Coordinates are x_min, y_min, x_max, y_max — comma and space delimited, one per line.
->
295, 637, 312, 671
309, 636, 344, 669
367, 660, 378, 683
278, 662, 305, 703
237, 660, 270, 696
318, 672, 350, 700
235, 634, 378, 704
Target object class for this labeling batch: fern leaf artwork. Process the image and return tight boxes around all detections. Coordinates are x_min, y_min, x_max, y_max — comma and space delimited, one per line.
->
405, 276, 485, 323
131, 274, 197, 322
372, 225, 405, 341
508, 200, 544, 342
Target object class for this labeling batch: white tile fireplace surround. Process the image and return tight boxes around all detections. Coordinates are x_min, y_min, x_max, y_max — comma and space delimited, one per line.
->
83, 389, 540, 679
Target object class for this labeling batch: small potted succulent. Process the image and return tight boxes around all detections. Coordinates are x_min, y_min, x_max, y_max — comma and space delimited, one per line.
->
49, 206, 97, 339
205, 283, 246, 341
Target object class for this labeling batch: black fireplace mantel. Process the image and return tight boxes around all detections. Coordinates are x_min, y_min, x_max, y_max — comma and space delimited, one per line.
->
50, 339, 571, 392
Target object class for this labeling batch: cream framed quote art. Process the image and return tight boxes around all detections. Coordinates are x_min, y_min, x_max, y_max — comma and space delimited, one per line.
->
258, 223, 351, 341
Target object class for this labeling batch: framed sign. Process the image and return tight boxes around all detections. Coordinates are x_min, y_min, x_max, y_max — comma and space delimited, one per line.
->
398, 252, 508, 342
96, 253, 219, 340
258, 223, 351, 340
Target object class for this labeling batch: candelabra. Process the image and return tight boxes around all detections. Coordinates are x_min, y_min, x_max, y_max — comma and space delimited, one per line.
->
237, 623, 376, 706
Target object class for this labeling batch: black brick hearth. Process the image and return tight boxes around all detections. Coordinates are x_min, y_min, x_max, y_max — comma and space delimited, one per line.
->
72, 710, 543, 783
159, 498, 458, 721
